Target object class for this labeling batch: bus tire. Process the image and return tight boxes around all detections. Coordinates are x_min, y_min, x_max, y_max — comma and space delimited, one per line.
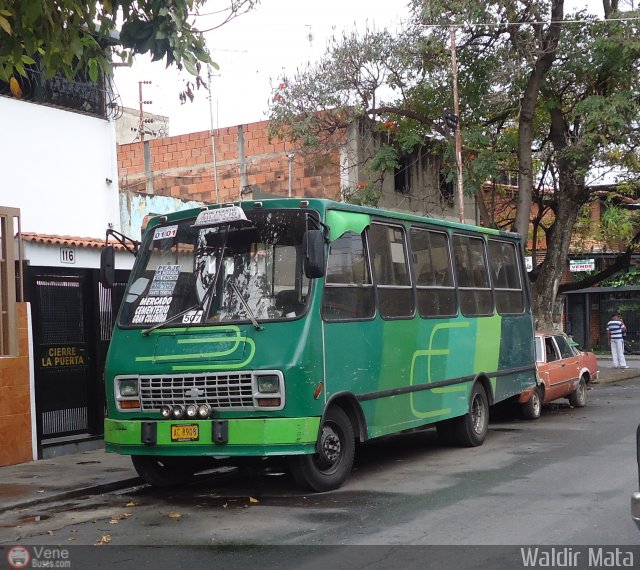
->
568, 376, 587, 408
131, 455, 197, 487
454, 383, 489, 447
289, 406, 355, 492
522, 386, 542, 420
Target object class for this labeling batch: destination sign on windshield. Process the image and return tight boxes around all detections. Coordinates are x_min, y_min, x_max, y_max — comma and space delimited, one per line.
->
193, 206, 248, 227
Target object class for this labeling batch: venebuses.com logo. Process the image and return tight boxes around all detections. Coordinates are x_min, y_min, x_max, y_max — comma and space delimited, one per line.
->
6, 545, 71, 568
7, 546, 30, 569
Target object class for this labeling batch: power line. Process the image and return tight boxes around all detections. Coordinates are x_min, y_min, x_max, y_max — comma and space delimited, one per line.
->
422, 15, 640, 29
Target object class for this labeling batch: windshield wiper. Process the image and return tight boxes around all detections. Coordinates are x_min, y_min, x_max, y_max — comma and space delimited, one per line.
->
141, 303, 203, 336
142, 226, 230, 336
227, 278, 264, 331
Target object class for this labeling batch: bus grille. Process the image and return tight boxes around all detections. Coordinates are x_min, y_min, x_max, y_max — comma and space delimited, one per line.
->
139, 373, 254, 411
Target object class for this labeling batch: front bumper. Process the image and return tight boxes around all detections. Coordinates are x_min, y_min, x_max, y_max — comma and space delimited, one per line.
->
104, 416, 320, 457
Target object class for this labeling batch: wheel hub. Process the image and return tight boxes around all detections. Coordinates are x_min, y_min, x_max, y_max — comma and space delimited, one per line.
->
320, 426, 341, 463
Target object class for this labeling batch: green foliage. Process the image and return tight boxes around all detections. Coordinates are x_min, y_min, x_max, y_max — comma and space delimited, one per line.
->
0, 0, 257, 84
369, 145, 399, 175
342, 183, 382, 207
599, 201, 639, 244
601, 268, 640, 287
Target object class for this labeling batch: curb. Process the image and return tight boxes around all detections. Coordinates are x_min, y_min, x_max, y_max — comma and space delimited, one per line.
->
0, 477, 143, 515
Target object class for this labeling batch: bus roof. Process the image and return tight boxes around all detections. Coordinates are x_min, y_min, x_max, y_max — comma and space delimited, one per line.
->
145, 198, 522, 241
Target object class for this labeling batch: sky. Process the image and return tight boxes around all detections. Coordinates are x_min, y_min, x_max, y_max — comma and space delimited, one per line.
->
113, 0, 604, 139
113, 0, 410, 137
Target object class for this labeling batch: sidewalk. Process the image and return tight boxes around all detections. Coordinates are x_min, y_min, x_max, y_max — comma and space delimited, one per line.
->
0, 363, 637, 515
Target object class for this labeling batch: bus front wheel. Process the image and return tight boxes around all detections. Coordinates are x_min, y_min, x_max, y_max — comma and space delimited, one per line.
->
131, 455, 198, 487
289, 406, 355, 492
454, 383, 489, 447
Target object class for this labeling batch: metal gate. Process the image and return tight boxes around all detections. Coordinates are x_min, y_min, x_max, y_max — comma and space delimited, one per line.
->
27, 267, 128, 456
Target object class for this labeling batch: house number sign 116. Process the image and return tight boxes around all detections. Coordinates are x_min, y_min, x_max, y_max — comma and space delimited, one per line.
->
60, 247, 76, 264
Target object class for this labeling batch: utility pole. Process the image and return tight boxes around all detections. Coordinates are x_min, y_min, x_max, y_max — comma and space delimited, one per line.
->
207, 65, 220, 204
450, 27, 465, 224
287, 153, 295, 197
138, 80, 152, 142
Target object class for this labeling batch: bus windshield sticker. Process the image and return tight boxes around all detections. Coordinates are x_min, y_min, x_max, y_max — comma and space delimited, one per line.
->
152, 225, 178, 241
182, 310, 203, 324
390, 242, 405, 263
148, 264, 180, 297
131, 296, 173, 324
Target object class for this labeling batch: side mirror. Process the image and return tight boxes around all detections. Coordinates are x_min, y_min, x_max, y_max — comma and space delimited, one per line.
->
303, 230, 325, 278
100, 245, 115, 289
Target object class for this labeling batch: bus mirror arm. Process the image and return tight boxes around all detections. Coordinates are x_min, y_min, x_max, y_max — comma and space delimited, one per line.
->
104, 228, 140, 256
100, 229, 141, 289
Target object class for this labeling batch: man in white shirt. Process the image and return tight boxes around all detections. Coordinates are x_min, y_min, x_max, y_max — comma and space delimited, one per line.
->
607, 312, 627, 369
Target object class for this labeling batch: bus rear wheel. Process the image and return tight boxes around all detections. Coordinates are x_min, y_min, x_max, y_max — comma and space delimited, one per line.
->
131, 455, 198, 487
454, 383, 489, 447
289, 406, 355, 492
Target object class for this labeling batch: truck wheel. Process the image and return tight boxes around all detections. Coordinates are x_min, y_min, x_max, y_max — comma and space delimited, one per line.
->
454, 383, 489, 447
131, 455, 197, 487
522, 386, 542, 420
289, 406, 355, 492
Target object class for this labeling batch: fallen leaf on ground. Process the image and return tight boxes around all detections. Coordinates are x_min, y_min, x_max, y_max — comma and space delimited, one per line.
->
109, 513, 132, 524
168, 512, 182, 520
249, 497, 259, 504
95, 534, 112, 546
125, 501, 137, 508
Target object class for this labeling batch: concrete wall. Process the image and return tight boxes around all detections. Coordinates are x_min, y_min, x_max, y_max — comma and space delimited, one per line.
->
0, 96, 121, 238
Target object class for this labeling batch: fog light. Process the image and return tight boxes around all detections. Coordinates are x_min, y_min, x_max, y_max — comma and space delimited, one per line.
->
197, 404, 211, 419
160, 405, 172, 418
185, 404, 198, 419
172, 405, 185, 419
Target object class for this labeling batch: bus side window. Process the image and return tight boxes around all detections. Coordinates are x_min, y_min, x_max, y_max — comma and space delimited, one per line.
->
488, 239, 525, 315
321, 232, 374, 321
369, 223, 414, 319
410, 227, 457, 318
452, 234, 494, 317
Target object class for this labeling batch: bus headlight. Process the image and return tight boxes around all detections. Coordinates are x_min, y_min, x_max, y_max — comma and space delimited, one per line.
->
160, 405, 172, 419
185, 404, 198, 419
171, 405, 185, 419
117, 379, 139, 397
257, 374, 280, 393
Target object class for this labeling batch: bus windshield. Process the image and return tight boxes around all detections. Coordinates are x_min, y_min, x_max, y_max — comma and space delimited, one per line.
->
118, 209, 312, 328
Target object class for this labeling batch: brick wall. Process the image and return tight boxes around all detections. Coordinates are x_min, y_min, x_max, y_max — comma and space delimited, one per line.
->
118, 120, 346, 204
0, 303, 33, 467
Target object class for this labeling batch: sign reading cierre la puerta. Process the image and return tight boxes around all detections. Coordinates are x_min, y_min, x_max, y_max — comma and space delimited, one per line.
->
41, 346, 85, 368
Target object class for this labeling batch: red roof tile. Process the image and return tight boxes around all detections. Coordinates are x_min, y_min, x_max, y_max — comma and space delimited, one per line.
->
20, 233, 126, 250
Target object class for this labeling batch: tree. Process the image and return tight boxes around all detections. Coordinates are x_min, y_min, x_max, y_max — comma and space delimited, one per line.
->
0, 0, 257, 86
268, 0, 640, 329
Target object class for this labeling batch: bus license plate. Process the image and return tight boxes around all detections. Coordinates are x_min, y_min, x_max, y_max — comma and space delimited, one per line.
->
171, 424, 199, 442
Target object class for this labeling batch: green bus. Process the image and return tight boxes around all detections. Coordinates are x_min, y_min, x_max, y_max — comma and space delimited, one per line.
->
101, 198, 536, 491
